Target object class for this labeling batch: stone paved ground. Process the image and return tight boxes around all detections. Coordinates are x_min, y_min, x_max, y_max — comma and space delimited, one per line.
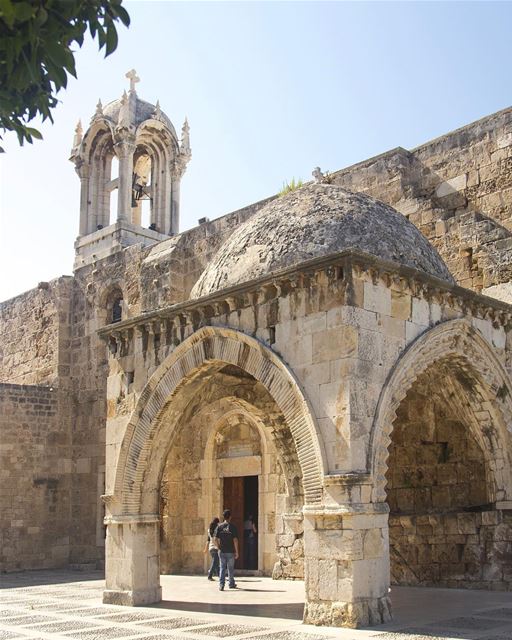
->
1, 571, 512, 640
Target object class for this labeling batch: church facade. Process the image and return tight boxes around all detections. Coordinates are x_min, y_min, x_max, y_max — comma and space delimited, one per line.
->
2, 77, 512, 628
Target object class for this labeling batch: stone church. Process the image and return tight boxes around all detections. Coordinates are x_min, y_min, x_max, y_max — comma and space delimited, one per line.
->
2, 74, 512, 628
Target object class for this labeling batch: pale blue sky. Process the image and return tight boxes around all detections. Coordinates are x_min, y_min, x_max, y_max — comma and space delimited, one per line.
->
1, 1, 511, 301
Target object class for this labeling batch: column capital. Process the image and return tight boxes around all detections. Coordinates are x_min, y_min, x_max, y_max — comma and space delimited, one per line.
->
74, 160, 90, 180
114, 136, 136, 159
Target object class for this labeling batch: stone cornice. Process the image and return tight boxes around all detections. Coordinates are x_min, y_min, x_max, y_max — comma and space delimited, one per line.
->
98, 249, 512, 345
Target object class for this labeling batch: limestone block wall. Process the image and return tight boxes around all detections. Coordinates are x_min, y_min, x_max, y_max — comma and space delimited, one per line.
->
332, 107, 512, 296
0, 276, 73, 385
389, 510, 512, 589
0, 384, 71, 571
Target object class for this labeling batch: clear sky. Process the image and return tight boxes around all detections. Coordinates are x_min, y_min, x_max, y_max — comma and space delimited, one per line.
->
1, 1, 511, 301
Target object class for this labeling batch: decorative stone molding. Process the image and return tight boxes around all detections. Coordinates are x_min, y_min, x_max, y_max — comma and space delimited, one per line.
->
98, 250, 512, 361
104, 513, 159, 525
111, 327, 326, 513
370, 319, 512, 503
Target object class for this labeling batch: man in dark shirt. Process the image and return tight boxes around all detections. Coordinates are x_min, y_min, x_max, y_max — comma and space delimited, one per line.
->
214, 509, 239, 591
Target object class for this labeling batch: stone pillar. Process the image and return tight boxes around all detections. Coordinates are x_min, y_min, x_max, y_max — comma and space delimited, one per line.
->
115, 139, 136, 223
76, 163, 90, 236
170, 170, 180, 235
303, 505, 391, 628
103, 515, 162, 606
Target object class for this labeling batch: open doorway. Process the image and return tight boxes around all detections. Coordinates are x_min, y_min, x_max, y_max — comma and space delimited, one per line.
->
223, 476, 258, 571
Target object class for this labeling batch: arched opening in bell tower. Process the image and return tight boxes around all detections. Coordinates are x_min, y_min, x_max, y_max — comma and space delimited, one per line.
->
132, 148, 152, 229
108, 155, 119, 226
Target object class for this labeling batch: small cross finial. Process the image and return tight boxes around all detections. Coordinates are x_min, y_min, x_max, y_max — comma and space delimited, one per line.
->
126, 69, 140, 92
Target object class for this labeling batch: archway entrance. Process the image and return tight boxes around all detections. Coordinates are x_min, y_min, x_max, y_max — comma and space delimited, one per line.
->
372, 320, 512, 594
158, 364, 305, 580
386, 361, 494, 587
103, 327, 326, 612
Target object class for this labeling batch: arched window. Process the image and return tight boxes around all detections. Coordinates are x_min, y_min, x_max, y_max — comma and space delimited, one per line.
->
112, 297, 123, 323
103, 286, 124, 325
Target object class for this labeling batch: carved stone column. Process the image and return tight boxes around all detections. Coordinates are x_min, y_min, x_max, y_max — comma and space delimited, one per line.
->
115, 138, 136, 223
75, 161, 90, 236
170, 167, 181, 235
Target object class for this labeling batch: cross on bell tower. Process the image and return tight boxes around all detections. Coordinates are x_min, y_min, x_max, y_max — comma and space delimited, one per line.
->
125, 69, 140, 93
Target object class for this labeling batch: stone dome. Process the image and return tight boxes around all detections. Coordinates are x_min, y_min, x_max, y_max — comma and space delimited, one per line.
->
191, 183, 453, 298
102, 96, 177, 137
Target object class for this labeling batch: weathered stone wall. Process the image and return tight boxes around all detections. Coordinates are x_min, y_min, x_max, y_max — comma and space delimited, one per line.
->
68, 274, 108, 566
332, 107, 512, 297
389, 510, 512, 589
0, 384, 71, 571
0, 277, 73, 385
387, 380, 489, 516
386, 374, 499, 588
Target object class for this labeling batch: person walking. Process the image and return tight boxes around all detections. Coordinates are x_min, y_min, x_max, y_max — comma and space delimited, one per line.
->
214, 509, 239, 591
204, 517, 220, 580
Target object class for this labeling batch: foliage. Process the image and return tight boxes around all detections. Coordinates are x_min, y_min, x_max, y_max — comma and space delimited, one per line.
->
278, 177, 303, 197
0, 0, 130, 151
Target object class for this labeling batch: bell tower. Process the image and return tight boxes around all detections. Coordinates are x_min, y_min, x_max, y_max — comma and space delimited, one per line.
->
70, 71, 191, 268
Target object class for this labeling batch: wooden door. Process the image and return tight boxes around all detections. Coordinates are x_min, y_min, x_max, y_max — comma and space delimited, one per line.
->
223, 476, 244, 569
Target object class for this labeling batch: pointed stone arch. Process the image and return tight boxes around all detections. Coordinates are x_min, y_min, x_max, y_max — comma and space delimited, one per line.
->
111, 326, 326, 516
370, 319, 512, 503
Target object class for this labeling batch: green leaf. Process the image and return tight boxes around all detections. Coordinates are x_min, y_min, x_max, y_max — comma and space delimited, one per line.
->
105, 24, 118, 56
13, 2, 33, 22
0, 0, 131, 151
25, 126, 42, 139
0, 0, 15, 29
116, 5, 130, 27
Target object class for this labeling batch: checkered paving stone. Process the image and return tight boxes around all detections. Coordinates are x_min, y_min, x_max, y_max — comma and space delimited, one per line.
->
62, 628, 148, 639
50, 591, 100, 599
22, 599, 70, 607
193, 624, 270, 637
2, 615, 60, 626
375, 635, 454, 640
0, 632, 25, 640
382, 629, 477, 640
0, 610, 28, 618
6, 589, 57, 594
93, 612, 171, 623
134, 617, 214, 630
72, 584, 105, 590
0, 598, 39, 604
30, 602, 96, 610
26, 621, 106, 633
239, 633, 331, 640
56, 607, 122, 617
390, 622, 474, 640
125, 637, 182, 640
